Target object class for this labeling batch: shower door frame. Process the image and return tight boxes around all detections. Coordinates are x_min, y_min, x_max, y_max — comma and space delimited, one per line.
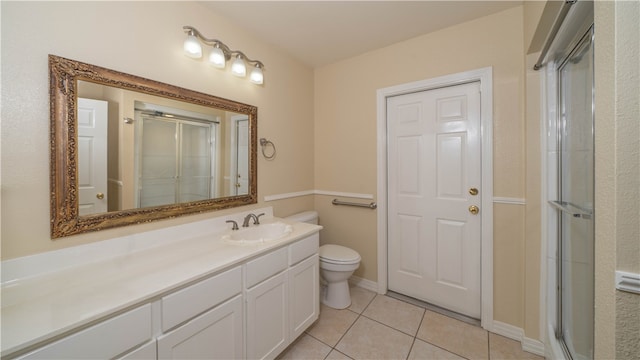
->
555, 26, 595, 360
541, 2, 594, 359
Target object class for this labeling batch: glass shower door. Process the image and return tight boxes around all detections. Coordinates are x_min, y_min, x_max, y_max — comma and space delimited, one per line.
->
554, 27, 594, 360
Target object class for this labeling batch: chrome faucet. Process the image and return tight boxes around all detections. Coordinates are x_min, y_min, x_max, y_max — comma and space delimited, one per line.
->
226, 220, 239, 230
242, 213, 266, 227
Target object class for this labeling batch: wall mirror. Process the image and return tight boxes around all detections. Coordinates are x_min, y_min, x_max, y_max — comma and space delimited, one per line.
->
49, 55, 257, 238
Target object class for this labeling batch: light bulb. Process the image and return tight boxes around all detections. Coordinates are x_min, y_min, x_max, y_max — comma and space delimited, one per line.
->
209, 46, 226, 68
183, 33, 202, 59
250, 65, 264, 85
231, 56, 246, 77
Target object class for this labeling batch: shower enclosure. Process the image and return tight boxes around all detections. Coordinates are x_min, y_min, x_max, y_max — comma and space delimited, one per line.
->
135, 108, 218, 208
543, 2, 594, 359
552, 26, 594, 360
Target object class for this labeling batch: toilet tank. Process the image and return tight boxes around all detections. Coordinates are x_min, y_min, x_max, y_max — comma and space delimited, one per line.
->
286, 211, 318, 224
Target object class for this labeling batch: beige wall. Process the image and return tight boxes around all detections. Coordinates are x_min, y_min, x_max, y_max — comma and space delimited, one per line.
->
614, 5, 640, 357
0, 1, 315, 259
522, 1, 548, 342
594, 1, 640, 358
524, 50, 543, 341
313, 6, 537, 336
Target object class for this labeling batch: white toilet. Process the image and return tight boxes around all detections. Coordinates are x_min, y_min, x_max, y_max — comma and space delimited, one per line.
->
286, 211, 361, 309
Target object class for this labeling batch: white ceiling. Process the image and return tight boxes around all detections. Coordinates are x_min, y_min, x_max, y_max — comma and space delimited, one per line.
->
202, 1, 522, 68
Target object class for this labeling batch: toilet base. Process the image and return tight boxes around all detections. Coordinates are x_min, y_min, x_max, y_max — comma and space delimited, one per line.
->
322, 280, 351, 309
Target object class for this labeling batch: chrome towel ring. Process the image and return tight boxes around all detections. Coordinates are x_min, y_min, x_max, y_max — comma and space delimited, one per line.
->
259, 138, 276, 159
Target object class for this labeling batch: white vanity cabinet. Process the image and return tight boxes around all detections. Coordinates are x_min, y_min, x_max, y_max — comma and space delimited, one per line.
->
4, 224, 320, 360
245, 233, 320, 360
157, 266, 244, 359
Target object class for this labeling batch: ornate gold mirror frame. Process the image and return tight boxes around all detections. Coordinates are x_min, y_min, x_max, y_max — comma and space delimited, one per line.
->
49, 55, 257, 238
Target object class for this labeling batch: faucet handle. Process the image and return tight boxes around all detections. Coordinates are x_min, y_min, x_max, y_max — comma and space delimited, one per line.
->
226, 220, 239, 230
255, 213, 265, 225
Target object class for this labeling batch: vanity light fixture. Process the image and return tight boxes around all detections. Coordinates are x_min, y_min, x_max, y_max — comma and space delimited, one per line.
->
250, 64, 264, 84
231, 55, 247, 77
183, 25, 264, 85
183, 29, 202, 59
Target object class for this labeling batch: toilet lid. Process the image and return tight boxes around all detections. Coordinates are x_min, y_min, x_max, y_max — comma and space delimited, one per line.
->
319, 244, 361, 264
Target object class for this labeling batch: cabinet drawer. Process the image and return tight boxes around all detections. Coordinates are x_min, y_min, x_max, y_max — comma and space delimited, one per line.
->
245, 247, 288, 288
162, 266, 242, 332
19, 304, 152, 359
289, 233, 319, 265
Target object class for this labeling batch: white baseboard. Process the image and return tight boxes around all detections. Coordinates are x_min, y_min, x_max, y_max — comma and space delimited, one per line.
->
349, 276, 379, 293
522, 336, 546, 357
492, 321, 545, 357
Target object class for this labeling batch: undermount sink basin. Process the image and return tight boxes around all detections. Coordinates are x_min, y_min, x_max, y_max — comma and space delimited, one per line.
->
222, 222, 293, 245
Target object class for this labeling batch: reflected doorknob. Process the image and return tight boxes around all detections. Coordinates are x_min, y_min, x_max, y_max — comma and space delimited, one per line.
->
96, 193, 104, 200
236, 183, 241, 188
469, 205, 479, 215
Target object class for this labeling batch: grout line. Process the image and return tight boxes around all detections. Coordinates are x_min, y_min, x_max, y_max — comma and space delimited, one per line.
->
487, 330, 491, 360
324, 291, 377, 359
404, 309, 427, 360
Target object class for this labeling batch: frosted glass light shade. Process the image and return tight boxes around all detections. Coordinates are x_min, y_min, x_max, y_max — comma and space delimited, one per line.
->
209, 47, 226, 68
250, 66, 264, 84
183, 34, 202, 58
231, 57, 246, 77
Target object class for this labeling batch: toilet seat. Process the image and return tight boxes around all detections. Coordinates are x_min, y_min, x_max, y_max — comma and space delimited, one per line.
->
319, 244, 361, 265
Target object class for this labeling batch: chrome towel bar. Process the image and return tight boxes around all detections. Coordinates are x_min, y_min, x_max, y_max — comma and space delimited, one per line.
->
548, 200, 592, 220
332, 199, 377, 209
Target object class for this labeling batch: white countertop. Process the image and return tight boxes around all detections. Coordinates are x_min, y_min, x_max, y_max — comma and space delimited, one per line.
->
0, 209, 321, 356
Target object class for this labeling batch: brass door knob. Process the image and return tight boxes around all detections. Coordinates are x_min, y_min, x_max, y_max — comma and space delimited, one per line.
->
469, 188, 479, 196
96, 193, 104, 200
236, 183, 241, 188
469, 205, 479, 215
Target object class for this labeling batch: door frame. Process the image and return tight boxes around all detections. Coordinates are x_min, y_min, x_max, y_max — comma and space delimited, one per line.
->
376, 67, 494, 329
230, 114, 249, 196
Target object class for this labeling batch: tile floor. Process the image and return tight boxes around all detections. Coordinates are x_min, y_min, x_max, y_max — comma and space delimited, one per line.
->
278, 286, 544, 360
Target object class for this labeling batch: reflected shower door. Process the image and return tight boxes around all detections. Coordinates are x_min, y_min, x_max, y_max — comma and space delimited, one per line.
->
557, 27, 594, 360
138, 115, 214, 208
180, 122, 213, 203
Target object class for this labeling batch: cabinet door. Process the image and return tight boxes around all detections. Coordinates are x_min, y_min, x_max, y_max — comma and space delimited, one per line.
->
157, 295, 243, 360
289, 254, 319, 340
246, 272, 288, 360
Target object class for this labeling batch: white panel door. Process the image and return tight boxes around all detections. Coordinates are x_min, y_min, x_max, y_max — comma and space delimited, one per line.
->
387, 82, 482, 318
78, 98, 108, 215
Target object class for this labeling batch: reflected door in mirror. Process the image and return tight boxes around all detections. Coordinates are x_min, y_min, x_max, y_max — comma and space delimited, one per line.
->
78, 98, 108, 215
232, 115, 249, 196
